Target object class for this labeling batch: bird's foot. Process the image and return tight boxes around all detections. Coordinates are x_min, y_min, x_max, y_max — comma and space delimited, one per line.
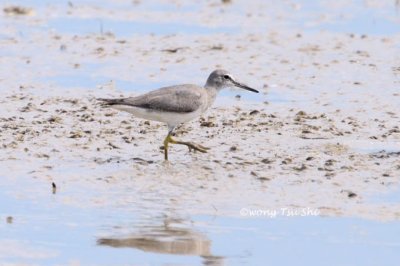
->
179, 141, 210, 153
170, 137, 210, 153
163, 134, 210, 160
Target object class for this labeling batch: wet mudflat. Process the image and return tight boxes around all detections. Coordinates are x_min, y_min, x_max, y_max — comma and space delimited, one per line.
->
1, 0, 400, 265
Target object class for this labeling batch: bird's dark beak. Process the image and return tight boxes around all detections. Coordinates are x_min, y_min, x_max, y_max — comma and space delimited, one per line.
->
232, 80, 259, 93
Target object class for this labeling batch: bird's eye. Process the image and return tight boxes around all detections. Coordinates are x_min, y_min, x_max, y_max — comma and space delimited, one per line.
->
223, 75, 230, 80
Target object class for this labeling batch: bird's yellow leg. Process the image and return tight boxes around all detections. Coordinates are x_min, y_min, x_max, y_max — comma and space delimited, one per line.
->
163, 134, 172, 161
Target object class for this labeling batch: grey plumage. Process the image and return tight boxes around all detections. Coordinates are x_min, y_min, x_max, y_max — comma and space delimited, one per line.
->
99, 84, 204, 113
98, 69, 258, 115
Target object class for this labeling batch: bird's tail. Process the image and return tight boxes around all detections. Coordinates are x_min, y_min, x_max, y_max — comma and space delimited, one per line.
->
97, 98, 124, 106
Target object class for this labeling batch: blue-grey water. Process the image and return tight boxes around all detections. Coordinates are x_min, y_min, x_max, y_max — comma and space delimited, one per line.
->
1, 176, 399, 266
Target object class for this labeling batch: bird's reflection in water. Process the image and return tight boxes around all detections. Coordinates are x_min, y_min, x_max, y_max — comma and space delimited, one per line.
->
97, 217, 224, 265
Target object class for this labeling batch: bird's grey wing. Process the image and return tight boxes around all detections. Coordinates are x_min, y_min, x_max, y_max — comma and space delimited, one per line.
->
100, 85, 204, 113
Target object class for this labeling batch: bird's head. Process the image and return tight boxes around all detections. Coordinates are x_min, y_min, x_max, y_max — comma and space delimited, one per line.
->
205, 69, 259, 93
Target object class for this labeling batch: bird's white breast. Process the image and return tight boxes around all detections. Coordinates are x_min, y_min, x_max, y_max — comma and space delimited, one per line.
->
111, 105, 204, 128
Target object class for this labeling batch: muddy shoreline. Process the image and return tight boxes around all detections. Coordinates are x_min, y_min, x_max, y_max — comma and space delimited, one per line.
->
1, 82, 399, 220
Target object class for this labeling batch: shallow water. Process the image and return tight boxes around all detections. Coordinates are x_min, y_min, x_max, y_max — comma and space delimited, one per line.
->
291, 0, 400, 35
1, 176, 400, 266
48, 18, 236, 37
